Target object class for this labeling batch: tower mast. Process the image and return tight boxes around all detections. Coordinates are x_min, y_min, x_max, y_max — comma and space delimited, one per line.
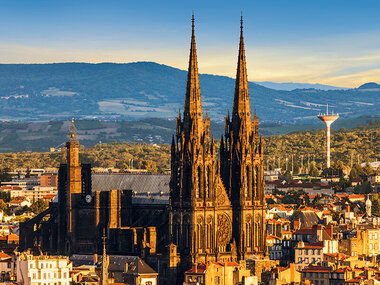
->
317, 105, 339, 168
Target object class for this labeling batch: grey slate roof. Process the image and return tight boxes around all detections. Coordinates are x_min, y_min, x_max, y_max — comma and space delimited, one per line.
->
294, 211, 322, 228
92, 173, 170, 205
70, 255, 157, 275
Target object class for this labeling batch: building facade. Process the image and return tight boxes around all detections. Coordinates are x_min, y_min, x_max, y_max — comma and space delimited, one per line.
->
170, 15, 266, 271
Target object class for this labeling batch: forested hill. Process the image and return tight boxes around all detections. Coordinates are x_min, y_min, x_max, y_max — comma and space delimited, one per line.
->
0, 62, 378, 123
0, 122, 378, 172
0, 116, 378, 153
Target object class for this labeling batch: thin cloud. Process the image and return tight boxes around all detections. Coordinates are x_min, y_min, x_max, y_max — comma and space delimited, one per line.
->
1, 30, 380, 88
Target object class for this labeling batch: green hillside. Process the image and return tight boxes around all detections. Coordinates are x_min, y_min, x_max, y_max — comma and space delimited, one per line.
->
0, 120, 378, 172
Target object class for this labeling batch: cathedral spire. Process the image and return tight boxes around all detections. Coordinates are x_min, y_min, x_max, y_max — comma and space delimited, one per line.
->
232, 15, 252, 128
183, 13, 203, 137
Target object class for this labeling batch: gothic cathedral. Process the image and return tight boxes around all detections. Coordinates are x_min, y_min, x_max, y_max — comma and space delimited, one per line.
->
169, 16, 267, 269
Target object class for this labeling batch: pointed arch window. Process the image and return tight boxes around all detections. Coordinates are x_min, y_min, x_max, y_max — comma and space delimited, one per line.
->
206, 166, 211, 198
197, 166, 203, 198
246, 165, 252, 197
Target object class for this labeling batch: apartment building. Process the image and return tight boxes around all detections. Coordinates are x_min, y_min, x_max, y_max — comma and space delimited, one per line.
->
16, 252, 72, 285
340, 226, 380, 257
295, 240, 338, 270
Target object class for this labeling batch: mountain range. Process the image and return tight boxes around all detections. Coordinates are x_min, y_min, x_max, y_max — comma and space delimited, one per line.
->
0, 62, 378, 123
253, 81, 347, 91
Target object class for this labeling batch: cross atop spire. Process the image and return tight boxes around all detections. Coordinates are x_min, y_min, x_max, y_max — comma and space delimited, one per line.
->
68, 117, 78, 142
240, 12, 243, 35
183, 13, 204, 138
232, 15, 252, 133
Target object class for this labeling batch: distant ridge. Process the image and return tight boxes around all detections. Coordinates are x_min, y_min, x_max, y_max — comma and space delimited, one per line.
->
0, 62, 378, 123
357, 82, 380, 90
254, 81, 347, 91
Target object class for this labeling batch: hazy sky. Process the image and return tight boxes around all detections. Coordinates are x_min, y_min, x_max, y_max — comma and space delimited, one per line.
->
1, 0, 380, 87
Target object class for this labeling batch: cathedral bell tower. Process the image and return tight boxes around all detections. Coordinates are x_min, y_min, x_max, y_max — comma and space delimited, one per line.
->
220, 17, 267, 260
170, 15, 234, 270
66, 119, 82, 233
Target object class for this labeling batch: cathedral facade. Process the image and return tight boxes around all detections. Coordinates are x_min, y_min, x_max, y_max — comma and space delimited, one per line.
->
169, 16, 266, 270
20, 16, 267, 284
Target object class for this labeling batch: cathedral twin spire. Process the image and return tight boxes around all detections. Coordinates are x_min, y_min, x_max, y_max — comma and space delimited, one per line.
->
182, 14, 254, 141
183, 14, 204, 140
183, 14, 252, 127
232, 16, 253, 136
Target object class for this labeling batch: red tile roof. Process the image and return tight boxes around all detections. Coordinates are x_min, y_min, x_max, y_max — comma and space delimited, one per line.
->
298, 241, 324, 249
333, 267, 352, 273
301, 266, 332, 273
0, 252, 11, 259
294, 227, 314, 235
346, 278, 362, 283
0, 234, 19, 241
9, 200, 26, 204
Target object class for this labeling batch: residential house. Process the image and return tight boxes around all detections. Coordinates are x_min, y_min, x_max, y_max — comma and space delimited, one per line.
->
262, 263, 300, 285
300, 266, 332, 285
329, 267, 353, 285
183, 262, 253, 285
0, 251, 14, 281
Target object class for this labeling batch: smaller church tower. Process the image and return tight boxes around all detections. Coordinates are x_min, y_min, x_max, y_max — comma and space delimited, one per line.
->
67, 119, 81, 194
66, 119, 82, 233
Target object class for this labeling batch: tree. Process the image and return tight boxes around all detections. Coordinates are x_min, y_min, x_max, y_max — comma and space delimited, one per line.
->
372, 194, 380, 216
363, 163, 375, 177
310, 163, 320, 177
30, 199, 48, 215
353, 181, 373, 194
350, 164, 363, 180
0, 199, 7, 213
331, 210, 342, 222
281, 170, 292, 181
0, 168, 11, 182
267, 198, 275, 204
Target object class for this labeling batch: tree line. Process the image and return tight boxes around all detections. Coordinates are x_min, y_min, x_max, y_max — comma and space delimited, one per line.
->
0, 124, 378, 174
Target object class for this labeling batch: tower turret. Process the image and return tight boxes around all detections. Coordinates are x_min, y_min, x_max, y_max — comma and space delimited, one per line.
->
66, 118, 82, 234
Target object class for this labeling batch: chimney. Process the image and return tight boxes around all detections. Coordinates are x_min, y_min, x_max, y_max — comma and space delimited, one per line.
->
315, 225, 324, 241
93, 254, 98, 264
294, 218, 301, 230
326, 224, 334, 238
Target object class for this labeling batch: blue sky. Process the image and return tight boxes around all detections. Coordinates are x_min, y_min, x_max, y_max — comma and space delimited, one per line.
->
1, 0, 380, 87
